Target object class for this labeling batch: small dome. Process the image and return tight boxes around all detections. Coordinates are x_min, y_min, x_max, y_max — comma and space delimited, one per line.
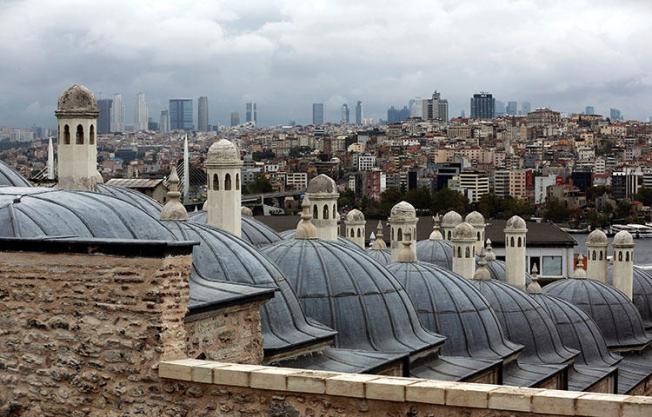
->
505, 215, 527, 231
0, 161, 32, 187
632, 268, 652, 329
613, 230, 634, 246
306, 174, 337, 194
390, 201, 416, 218
453, 222, 476, 240
416, 239, 453, 269
482, 259, 533, 286
465, 211, 485, 227
586, 229, 608, 246
207, 139, 240, 163
281, 228, 365, 252
441, 211, 462, 228
544, 278, 652, 349
262, 239, 445, 353
241, 206, 253, 216
470, 278, 578, 365
189, 210, 282, 248
366, 247, 392, 265
387, 261, 522, 360
56, 84, 98, 113
345, 208, 365, 223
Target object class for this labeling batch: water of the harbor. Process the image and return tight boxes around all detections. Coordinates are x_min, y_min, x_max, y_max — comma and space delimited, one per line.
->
573, 234, 652, 266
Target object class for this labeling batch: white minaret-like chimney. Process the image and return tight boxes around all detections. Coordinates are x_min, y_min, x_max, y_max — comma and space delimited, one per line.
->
586, 229, 609, 283
465, 211, 486, 253
388, 201, 418, 262
372, 221, 387, 249
305, 174, 339, 240
344, 209, 366, 248
504, 215, 528, 290
205, 138, 243, 236
183, 134, 190, 202
452, 222, 477, 279
47, 137, 55, 180
441, 210, 462, 241
612, 230, 634, 300
55, 84, 102, 191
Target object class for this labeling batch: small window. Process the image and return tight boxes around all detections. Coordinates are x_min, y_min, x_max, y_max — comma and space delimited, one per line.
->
323, 204, 329, 220
212, 174, 219, 191
89, 125, 95, 144
350, 229, 355, 237
397, 228, 402, 241
626, 252, 630, 262
313, 204, 318, 219
57, 125, 61, 144
517, 237, 522, 247
235, 173, 240, 190
447, 231, 451, 240
391, 228, 394, 240
64, 124, 70, 144
76, 124, 84, 144
592, 250, 596, 261
477, 232, 481, 240
457, 246, 462, 258
225, 173, 232, 190
465, 247, 471, 258
510, 237, 515, 247
357, 228, 361, 238
599, 251, 603, 261
333, 204, 336, 219
618, 252, 623, 262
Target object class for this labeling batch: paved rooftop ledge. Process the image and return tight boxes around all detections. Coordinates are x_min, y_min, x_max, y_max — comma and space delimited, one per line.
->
159, 359, 652, 417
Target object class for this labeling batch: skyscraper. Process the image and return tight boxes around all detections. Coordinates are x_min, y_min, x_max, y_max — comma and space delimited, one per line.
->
506, 101, 518, 116
134, 92, 148, 131
438, 99, 448, 122
159, 110, 170, 133
494, 100, 505, 116
169, 99, 193, 131
312, 103, 324, 125
470, 93, 495, 119
97, 99, 112, 134
521, 101, 531, 115
585, 106, 595, 115
245, 102, 257, 124
341, 104, 350, 124
355, 101, 363, 125
110, 94, 125, 132
198, 96, 209, 132
610, 108, 622, 121
230, 112, 240, 126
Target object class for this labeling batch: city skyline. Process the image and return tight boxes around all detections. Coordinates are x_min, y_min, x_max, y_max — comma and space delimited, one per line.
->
1, 0, 651, 127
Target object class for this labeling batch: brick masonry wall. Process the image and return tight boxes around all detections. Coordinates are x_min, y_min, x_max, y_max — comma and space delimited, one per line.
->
185, 303, 264, 364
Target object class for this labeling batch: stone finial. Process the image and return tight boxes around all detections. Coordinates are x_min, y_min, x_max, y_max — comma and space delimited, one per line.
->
573, 255, 587, 279
429, 214, 443, 240
372, 221, 387, 249
485, 239, 496, 261
160, 165, 188, 221
397, 233, 416, 262
295, 199, 317, 239
473, 249, 491, 281
526, 263, 542, 294
241, 206, 253, 217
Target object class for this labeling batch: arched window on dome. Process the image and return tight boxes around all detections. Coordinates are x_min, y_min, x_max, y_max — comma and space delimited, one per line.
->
357, 228, 361, 238
89, 125, 95, 145
350, 229, 355, 237
599, 251, 603, 261
626, 252, 630, 262
323, 204, 329, 220
397, 228, 403, 241
517, 237, 522, 247
313, 204, 318, 219
465, 247, 471, 258
457, 246, 462, 258
64, 124, 70, 145
225, 173, 232, 190
618, 251, 623, 261
391, 228, 394, 240
76, 124, 84, 144
592, 250, 596, 261
235, 173, 240, 190
477, 232, 481, 241
510, 237, 515, 247
212, 174, 219, 191
333, 204, 336, 220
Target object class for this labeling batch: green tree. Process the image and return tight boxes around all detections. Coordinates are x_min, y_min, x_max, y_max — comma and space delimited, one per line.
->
543, 197, 573, 223
432, 188, 469, 215
244, 175, 273, 194
338, 189, 356, 210
634, 188, 652, 206
379, 188, 404, 217
405, 187, 432, 211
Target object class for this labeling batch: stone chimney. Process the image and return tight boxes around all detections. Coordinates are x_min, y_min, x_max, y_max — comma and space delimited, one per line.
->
612, 230, 634, 300
505, 215, 528, 290
205, 139, 243, 236
452, 222, 476, 279
344, 209, 366, 248
586, 229, 608, 283
441, 210, 462, 241
305, 174, 339, 240
465, 211, 486, 253
388, 201, 418, 262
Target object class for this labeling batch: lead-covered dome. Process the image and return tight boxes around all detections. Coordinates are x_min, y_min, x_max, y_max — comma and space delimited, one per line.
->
56, 84, 98, 113
207, 139, 240, 163
345, 208, 365, 223
0, 161, 32, 187
613, 230, 634, 246
189, 210, 282, 248
453, 222, 475, 240
261, 238, 445, 353
416, 239, 453, 269
441, 210, 463, 228
586, 229, 608, 246
386, 261, 522, 360
366, 247, 392, 265
543, 278, 652, 349
506, 215, 527, 231
465, 211, 485, 227
390, 201, 416, 218
306, 174, 336, 194
632, 268, 652, 329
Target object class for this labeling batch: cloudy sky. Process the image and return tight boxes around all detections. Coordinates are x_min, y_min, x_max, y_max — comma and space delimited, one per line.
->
1, 0, 651, 127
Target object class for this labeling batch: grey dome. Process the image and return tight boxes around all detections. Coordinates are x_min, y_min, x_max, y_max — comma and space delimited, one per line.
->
390, 201, 416, 218
306, 174, 336, 194
57, 84, 98, 113
416, 239, 453, 269
453, 222, 475, 240
441, 211, 462, 228
366, 247, 392, 266
586, 229, 608, 246
613, 230, 634, 246
189, 210, 282, 248
469, 278, 578, 365
387, 261, 522, 360
632, 268, 652, 329
207, 139, 240, 163
345, 208, 365, 223
96, 184, 163, 217
465, 211, 485, 227
543, 278, 652, 349
280, 228, 364, 252
506, 215, 527, 231
163, 221, 336, 354
483, 259, 533, 286
0, 161, 31, 187
262, 238, 446, 353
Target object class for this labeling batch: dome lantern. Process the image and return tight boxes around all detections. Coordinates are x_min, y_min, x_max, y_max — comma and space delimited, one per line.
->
586, 229, 608, 283
305, 174, 339, 241
205, 138, 243, 237
613, 230, 634, 300
388, 201, 418, 262
429, 214, 443, 240
344, 209, 366, 248
465, 211, 486, 252
452, 222, 476, 279
505, 215, 528, 290
441, 210, 462, 241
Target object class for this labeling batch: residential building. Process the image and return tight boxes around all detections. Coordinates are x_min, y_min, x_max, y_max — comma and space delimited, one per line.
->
198, 96, 209, 132
111, 93, 125, 133
470, 93, 495, 119
230, 112, 240, 127
509, 170, 528, 200
246, 102, 257, 124
97, 99, 112, 134
612, 168, 642, 200
285, 172, 308, 191
357, 153, 376, 171
457, 171, 489, 203
135, 92, 148, 131
159, 110, 169, 133
355, 101, 363, 125
534, 175, 557, 204
493, 170, 510, 198
169, 99, 193, 131
527, 108, 560, 127
506, 101, 517, 116
312, 103, 324, 125
341, 104, 350, 124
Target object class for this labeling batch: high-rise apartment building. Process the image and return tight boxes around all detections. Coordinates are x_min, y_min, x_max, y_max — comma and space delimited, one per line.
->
470, 93, 495, 119
198, 96, 209, 131
585, 106, 595, 115
458, 171, 489, 203
355, 101, 363, 125
387, 106, 410, 123
610, 108, 622, 121
159, 110, 169, 133
520, 101, 531, 115
134, 92, 148, 131
245, 102, 257, 124
169, 99, 193, 131
230, 112, 240, 126
97, 99, 112, 134
506, 101, 518, 115
312, 103, 324, 125
341, 104, 350, 124
438, 99, 448, 122
110, 94, 125, 133
494, 100, 505, 116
